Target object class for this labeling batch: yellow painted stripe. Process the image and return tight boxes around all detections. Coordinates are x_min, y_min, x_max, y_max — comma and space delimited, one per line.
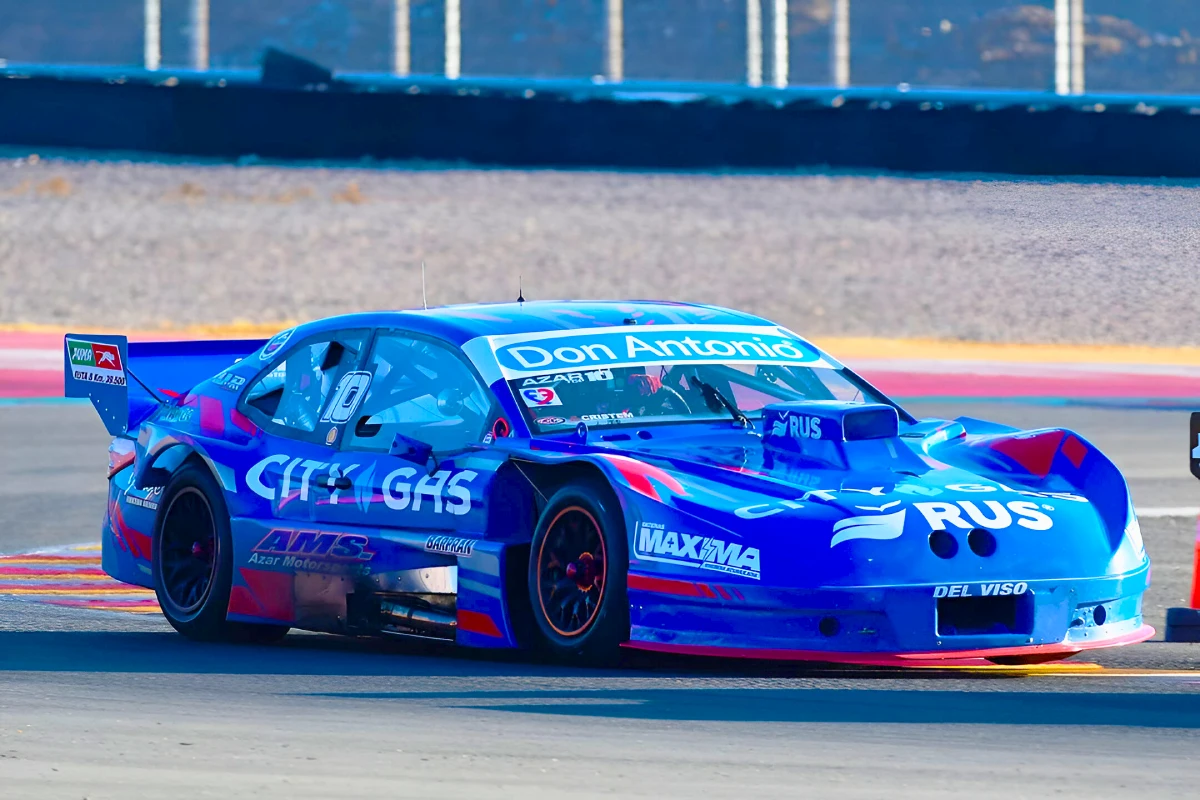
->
813, 337, 1200, 367
71, 544, 102, 552
1069, 668, 1200, 678
0, 321, 293, 338
8, 323, 1200, 366
80, 605, 160, 614
913, 663, 1199, 677
0, 573, 113, 581
912, 662, 1106, 675
2, 587, 154, 596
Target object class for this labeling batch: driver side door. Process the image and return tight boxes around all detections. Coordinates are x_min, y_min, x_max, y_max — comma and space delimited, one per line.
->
309, 330, 500, 535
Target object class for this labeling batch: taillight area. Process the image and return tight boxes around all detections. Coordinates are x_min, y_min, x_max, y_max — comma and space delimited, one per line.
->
107, 438, 136, 479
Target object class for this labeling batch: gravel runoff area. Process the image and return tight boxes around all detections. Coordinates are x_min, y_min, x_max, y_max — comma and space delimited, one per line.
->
1, 155, 1197, 345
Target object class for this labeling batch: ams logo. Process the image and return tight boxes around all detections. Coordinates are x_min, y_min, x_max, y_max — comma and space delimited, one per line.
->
251, 530, 375, 562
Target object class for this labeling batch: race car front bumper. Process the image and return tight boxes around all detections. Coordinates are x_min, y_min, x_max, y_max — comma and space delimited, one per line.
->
625, 562, 1152, 665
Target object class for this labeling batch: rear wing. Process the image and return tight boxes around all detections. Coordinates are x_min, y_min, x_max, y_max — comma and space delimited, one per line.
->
64, 334, 266, 436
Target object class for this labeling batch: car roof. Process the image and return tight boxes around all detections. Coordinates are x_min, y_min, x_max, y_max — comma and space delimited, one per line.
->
288, 300, 776, 347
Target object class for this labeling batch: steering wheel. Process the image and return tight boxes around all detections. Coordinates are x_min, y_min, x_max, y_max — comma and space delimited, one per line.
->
652, 385, 691, 416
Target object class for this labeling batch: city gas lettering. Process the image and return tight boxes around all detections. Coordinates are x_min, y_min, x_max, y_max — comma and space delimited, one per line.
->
246, 455, 476, 516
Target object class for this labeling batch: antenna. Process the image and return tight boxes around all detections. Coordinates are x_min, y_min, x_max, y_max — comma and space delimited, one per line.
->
421, 261, 427, 310
517, 274, 525, 304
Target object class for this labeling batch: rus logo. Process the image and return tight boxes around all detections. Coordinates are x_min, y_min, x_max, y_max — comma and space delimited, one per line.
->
772, 413, 822, 440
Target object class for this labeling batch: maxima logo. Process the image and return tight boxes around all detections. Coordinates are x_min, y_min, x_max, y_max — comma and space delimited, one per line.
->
635, 522, 761, 580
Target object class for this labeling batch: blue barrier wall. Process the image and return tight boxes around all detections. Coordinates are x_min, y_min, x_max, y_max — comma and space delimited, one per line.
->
6, 1, 1200, 94
2, 64, 1199, 176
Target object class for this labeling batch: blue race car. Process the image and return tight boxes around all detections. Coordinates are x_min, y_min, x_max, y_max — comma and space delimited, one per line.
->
66, 301, 1152, 666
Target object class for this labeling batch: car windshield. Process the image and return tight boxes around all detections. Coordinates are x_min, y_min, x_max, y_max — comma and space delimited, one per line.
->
485, 324, 897, 434
508, 362, 890, 433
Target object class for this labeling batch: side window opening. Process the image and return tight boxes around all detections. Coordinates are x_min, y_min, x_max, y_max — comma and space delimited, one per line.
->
243, 332, 365, 437
344, 333, 493, 454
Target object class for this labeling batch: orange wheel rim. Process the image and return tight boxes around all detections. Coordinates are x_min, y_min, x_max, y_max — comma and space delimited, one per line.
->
536, 505, 606, 637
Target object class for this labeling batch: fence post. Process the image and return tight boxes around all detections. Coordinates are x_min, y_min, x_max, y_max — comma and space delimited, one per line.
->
144, 0, 161, 71
1070, 0, 1085, 94
393, 0, 410, 75
1054, 0, 1069, 95
606, 0, 623, 82
189, 0, 209, 70
445, 0, 461, 79
772, 0, 788, 88
746, 0, 762, 87
831, 0, 849, 88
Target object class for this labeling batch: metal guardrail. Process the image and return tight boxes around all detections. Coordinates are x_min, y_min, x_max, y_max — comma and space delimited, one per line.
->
143, 1, 1094, 96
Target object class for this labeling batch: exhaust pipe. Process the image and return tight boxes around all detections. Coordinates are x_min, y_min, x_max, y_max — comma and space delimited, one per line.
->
379, 598, 457, 640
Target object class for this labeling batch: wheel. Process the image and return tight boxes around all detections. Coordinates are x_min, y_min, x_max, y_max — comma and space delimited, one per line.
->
527, 480, 629, 664
152, 462, 289, 644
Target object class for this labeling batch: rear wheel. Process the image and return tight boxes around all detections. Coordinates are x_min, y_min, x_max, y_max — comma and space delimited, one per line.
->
527, 481, 628, 664
152, 463, 289, 644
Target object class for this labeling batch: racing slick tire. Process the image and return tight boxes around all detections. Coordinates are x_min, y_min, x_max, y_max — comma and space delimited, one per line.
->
528, 480, 629, 664
152, 462, 290, 645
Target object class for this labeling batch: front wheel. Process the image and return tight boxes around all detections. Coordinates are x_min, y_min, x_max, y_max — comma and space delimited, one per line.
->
527, 481, 629, 664
152, 462, 289, 644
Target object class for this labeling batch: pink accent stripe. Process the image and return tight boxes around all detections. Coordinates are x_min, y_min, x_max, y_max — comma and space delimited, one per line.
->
0, 567, 107, 577
0, 369, 63, 398
9, 332, 1200, 402
0, 333, 64, 349
0, 554, 100, 563
0, 331, 247, 348
1, 582, 145, 592
622, 624, 1155, 666
628, 573, 708, 598
46, 598, 159, 608
862, 370, 1200, 399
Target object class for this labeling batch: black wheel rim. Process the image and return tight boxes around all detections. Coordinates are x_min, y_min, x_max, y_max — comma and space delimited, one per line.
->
160, 487, 218, 615
537, 506, 606, 637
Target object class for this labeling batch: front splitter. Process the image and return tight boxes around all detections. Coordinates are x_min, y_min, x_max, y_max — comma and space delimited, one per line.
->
621, 624, 1156, 668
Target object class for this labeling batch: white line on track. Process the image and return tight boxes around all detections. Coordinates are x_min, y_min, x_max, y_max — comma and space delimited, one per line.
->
0, 348, 60, 371
1137, 507, 1200, 519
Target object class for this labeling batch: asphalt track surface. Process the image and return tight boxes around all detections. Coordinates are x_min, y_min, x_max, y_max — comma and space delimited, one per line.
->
2, 401, 1198, 798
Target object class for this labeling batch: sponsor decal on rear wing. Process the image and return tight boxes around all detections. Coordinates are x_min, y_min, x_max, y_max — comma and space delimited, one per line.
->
66, 337, 127, 387
471, 324, 835, 379
64, 333, 138, 436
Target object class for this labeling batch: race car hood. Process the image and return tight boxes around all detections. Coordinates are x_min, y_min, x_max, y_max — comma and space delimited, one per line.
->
570, 405, 1146, 588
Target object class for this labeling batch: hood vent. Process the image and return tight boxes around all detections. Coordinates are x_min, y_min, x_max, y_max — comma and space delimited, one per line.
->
761, 401, 903, 469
